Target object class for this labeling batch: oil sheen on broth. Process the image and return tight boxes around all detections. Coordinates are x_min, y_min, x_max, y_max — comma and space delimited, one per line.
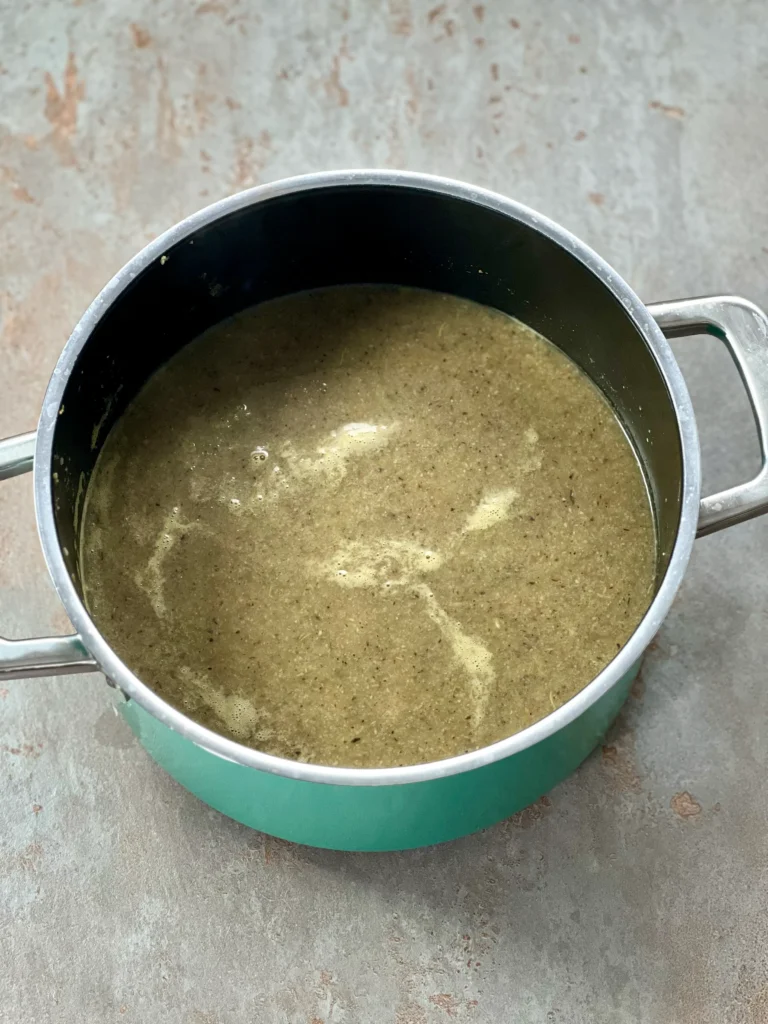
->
80, 286, 656, 768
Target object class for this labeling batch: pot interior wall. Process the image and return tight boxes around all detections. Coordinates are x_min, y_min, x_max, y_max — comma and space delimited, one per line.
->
50, 184, 683, 592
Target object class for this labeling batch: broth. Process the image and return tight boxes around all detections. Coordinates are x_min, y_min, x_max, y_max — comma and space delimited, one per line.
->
81, 285, 656, 767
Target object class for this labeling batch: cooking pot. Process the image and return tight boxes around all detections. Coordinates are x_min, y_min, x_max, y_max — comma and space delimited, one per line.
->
2, 170, 768, 851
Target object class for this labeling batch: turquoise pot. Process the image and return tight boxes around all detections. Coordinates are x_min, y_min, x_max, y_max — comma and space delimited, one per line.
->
119, 662, 638, 851
20, 173, 768, 852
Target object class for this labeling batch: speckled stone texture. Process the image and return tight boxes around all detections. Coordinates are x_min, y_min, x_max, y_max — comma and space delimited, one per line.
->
1, 1, 768, 1021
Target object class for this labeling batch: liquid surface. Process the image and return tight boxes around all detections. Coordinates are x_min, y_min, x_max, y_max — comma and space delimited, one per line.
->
81, 286, 656, 767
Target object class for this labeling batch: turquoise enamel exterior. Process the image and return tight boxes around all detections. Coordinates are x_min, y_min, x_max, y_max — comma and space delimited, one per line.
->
120, 660, 639, 851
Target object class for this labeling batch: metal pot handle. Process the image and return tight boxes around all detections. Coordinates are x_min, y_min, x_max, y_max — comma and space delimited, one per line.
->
0, 431, 98, 680
648, 294, 768, 537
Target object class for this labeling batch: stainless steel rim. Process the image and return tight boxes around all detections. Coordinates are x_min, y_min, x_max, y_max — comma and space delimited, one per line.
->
33, 170, 702, 786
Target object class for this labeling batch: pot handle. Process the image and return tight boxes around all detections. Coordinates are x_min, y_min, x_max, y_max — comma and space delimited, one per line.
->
647, 294, 768, 537
0, 431, 99, 679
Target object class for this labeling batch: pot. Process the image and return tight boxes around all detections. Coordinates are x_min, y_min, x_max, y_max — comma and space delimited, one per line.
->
2, 171, 768, 851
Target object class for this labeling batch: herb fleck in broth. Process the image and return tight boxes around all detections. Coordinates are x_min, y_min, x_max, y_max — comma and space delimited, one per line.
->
80, 286, 656, 767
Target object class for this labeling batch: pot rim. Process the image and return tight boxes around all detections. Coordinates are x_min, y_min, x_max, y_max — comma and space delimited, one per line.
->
34, 169, 701, 786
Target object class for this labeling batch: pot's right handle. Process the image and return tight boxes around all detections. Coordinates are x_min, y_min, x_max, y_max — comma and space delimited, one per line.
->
648, 294, 768, 537
0, 431, 99, 680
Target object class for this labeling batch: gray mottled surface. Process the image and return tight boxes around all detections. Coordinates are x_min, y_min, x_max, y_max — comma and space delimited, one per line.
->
1, 1, 768, 1021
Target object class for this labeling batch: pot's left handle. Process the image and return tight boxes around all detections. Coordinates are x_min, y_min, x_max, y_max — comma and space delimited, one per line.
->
0, 431, 99, 680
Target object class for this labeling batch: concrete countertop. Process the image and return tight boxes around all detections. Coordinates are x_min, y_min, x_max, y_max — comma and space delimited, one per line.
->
2, 1, 767, 1020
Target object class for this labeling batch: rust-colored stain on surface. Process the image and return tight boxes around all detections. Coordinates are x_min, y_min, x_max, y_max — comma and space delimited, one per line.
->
574, 129, 587, 141
389, 0, 413, 36
507, 794, 552, 829
430, 11, 456, 41
671, 791, 702, 819
192, 62, 216, 131
472, 4, 485, 21
600, 731, 642, 792
325, 38, 351, 107
44, 52, 85, 166
32, 804, 43, 814
649, 99, 685, 120
257, 832, 296, 865
395, 1004, 428, 1024
155, 55, 181, 160
630, 673, 645, 700
1, 741, 43, 758
196, 0, 230, 17
588, 191, 605, 206
428, 992, 479, 1016
14, 841, 43, 872
429, 993, 459, 1016
404, 66, 420, 121
0, 166, 35, 204
232, 130, 272, 190
130, 23, 152, 48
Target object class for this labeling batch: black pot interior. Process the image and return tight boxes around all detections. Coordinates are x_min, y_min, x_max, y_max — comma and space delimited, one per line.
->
51, 183, 683, 593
